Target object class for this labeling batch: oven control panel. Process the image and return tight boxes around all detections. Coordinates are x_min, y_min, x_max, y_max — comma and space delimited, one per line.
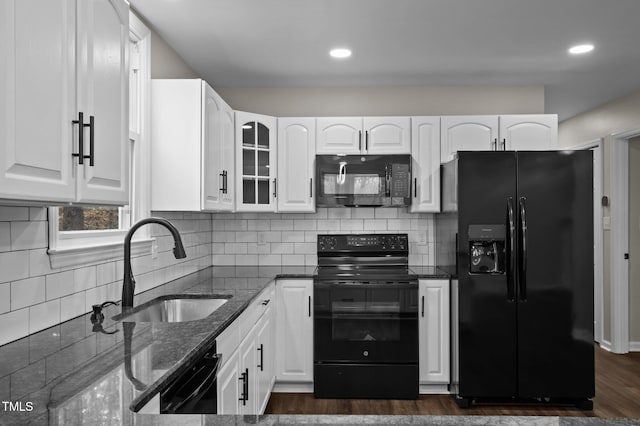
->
317, 234, 408, 252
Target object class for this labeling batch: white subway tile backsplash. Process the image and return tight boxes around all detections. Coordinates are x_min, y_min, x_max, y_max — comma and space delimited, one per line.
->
374, 208, 398, 219
0, 283, 9, 314
340, 220, 364, 231
258, 254, 281, 266
281, 254, 305, 265
316, 219, 341, 231
352, 208, 375, 219
46, 270, 75, 300
0, 251, 30, 283
294, 242, 316, 254
212, 231, 236, 243
29, 207, 47, 222
327, 208, 351, 219
247, 219, 270, 231
96, 263, 116, 286
235, 255, 259, 265
305, 254, 317, 266
293, 220, 316, 231
363, 219, 387, 231
0, 308, 29, 346
260, 231, 282, 243
60, 292, 86, 323
270, 219, 293, 231
282, 231, 306, 243
224, 219, 247, 231
29, 248, 53, 277
85, 285, 109, 313
247, 243, 271, 254
225, 243, 247, 254
387, 219, 411, 230
29, 299, 61, 334
0, 206, 29, 222
271, 243, 294, 254
74, 266, 97, 291
213, 254, 235, 265
235, 232, 257, 243
0, 223, 10, 252
304, 209, 327, 219
11, 276, 45, 310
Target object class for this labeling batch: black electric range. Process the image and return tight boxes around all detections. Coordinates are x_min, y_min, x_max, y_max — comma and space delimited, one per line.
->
313, 233, 419, 400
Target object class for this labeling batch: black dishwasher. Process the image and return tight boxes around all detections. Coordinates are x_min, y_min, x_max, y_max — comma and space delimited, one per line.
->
160, 342, 221, 414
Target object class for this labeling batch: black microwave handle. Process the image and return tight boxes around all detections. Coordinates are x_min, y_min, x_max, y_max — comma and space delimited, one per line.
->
161, 352, 220, 414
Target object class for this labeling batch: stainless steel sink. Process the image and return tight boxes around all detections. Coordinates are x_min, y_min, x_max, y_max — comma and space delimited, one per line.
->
114, 295, 230, 323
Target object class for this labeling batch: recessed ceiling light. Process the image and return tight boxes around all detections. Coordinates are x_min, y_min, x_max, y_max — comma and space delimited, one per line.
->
330, 48, 352, 59
568, 44, 594, 55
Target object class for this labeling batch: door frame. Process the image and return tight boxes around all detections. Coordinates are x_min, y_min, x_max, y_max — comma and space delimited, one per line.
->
571, 139, 604, 345
609, 129, 635, 353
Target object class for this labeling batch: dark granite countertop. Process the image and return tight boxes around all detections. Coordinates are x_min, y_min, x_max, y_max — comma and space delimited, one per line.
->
410, 265, 455, 279
0, 265, 315, 425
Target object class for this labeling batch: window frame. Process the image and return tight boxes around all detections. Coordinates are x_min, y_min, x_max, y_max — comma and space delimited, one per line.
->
47, 12, 152, 269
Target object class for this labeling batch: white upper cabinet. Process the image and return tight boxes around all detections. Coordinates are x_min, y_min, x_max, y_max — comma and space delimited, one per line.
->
499, 114, 558, 151
410, 117, 441, 212
203, 84, 235, 211
316, 117, 410, 154
0, 0, 129, 205
236, 111, 277, 212
316, 117, 362, 154
440, 115, 499, 163
441, 114, 558, 163
151, 79, 234, 212
364, 117, 411, 154
277, 118, 315, 212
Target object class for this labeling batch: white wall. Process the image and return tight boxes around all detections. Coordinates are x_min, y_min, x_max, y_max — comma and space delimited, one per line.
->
217, 85, 544, 117
559, 89, 640, 347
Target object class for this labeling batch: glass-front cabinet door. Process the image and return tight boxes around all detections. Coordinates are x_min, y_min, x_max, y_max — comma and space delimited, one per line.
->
235, 111, 277, 211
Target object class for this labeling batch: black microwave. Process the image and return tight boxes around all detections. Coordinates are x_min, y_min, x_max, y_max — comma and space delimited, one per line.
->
315, 155, 411, 207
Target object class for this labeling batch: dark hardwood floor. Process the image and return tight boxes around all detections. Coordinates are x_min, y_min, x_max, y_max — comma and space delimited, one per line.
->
265, 344, 640, 418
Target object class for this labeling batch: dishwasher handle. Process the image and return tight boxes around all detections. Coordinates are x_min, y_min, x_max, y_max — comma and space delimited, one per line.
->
160, 352, 221, 414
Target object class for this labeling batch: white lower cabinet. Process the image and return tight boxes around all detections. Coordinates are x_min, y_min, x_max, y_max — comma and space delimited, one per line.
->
216, 348, 241, 414
216, 282, 275, 414
255, 304, 275, 413
419, 279, 451, 389
275, 279, 314, 383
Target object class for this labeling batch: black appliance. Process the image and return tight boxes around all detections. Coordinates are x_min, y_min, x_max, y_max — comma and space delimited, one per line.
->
160, 343, 220, 413
315, 155, 411, 207
313, 233, 419, 399
439, 150, 594, 409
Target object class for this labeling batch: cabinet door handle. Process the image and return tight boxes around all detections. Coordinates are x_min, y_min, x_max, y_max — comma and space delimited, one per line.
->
257, 343, 264, 371
308, 296, 311, 317
492, 138, 498, 150
72, 112, 85, 165
358, 130, 362, 151
273, 178, 277, 198
365, 130, 369, 151
414, 178, 417, 198
309, 178, 313, 198
220, 170, 228, 194
88, 115, 95, 166
238, 368, 249, 405
421, 295, 425, 317
501, 138, 506, 150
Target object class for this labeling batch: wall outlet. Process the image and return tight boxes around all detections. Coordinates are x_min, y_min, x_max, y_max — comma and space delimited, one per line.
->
257, 232, 266, 245
417, 232, 427, 245
151, 241, 158, 259
603, 216, 611, 230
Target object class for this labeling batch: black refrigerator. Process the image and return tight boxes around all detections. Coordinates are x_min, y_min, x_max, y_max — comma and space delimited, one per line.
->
441, 150, 594, 409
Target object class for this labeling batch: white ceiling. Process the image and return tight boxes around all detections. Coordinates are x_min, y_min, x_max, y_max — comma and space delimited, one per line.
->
130, 0, 640, 121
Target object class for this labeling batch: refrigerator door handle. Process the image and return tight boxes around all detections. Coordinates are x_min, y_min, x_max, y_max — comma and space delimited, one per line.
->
519, 197, 528, 302
507, 197, 516, 302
